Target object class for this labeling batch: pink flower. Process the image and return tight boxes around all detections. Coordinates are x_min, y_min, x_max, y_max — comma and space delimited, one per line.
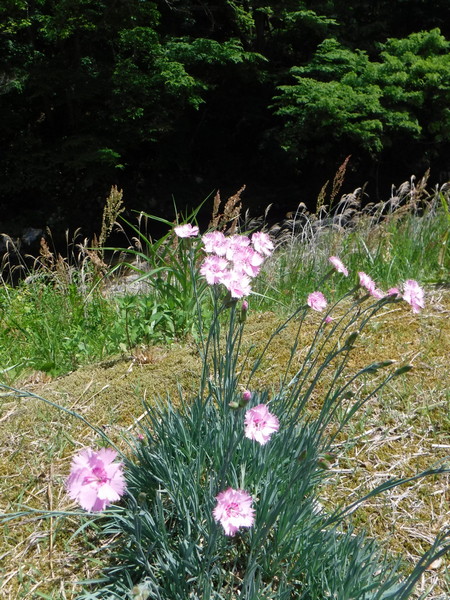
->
329, 256, 348, 276
213, 487, 255, 536
402, 279, 425, 313
66, 448, 126, 512
174, 223, 199, 238
324, 315, 333, 324
225, 234, 251, 261
358, 271, 377, 294
239, 299, 249, 323
307, 291, 328, 312
251, 232, 274, 257
202, 231, 228, 256
387, 287, 400, 297
221, 269, 252, 298
200, 255, 229, 285
244, 403, 280, 445
357, 273, 385, 299
371, 288, 385, 299
232, 246, 265, 278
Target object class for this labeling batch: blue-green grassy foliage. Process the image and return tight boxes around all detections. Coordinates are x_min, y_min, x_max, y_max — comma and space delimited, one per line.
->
73, 289, 449, 599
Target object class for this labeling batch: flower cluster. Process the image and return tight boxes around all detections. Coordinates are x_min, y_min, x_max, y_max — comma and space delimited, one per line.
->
357, 270, 425, 310
200, 230, 274, 298
65, 243, 424, 544
66, 447, 126, 512
307, 255, 425, 316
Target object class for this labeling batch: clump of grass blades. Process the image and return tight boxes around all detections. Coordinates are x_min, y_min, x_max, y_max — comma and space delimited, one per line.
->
0, 235, 118, 382
253, 178, 450, 312
102, 206, 209, 343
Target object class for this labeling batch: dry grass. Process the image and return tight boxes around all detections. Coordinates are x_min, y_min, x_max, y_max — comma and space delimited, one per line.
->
0, 288, 449, 598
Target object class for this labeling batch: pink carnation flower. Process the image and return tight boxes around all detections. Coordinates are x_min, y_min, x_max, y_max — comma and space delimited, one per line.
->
232, 246, 265, 278
358, 271, 377, 294
251, 231, 274, 257
307, 291, 328, 312
213, 487, 255, 536
66, 447, 126, 512
329, 256, 348, 276
387, 287, 400, 297
200, 255, 229, 285
402, 279, 425, 313
371, 288, 385, 299
221, 269, 252, 298
202, 231, 228, 256
225, 234, 251, 261
174, 223, 199, 238
244, 403, 280, 445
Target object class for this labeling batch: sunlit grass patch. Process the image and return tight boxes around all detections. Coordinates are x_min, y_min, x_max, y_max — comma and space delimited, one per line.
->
253, 189, 450, 312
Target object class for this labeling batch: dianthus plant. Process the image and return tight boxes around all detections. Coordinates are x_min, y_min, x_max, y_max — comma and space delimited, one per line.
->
1, 232, 449, 600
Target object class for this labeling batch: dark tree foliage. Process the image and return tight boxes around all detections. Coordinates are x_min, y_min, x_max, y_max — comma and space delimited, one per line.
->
273, 30, 450, 174
0, 1, 449, 230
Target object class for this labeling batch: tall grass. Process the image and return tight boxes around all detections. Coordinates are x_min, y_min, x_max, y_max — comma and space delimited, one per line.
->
0, 181, 448, 383
253, 189, 449, 311
0, 277, 118, 380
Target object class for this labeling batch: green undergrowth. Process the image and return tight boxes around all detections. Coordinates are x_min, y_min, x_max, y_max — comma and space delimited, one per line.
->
1, 197, 449, 384
0, 279, 117, 380
253, 202, 450, 312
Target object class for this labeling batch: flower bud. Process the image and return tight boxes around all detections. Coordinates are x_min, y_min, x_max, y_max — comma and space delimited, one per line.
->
228, 401, 240, 409
137, 492, 147, 506
317, 457, 332, 470
393, 364, 414, 376
365, 360, 395, 374
239, 299, 249, 323
297, 450, 307, 462
317, 452, 337, 470
344, 330, 359, 348
240, 389, 252, 407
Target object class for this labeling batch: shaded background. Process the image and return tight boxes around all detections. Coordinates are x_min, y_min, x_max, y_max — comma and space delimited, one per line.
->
1, 0, 449, 244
